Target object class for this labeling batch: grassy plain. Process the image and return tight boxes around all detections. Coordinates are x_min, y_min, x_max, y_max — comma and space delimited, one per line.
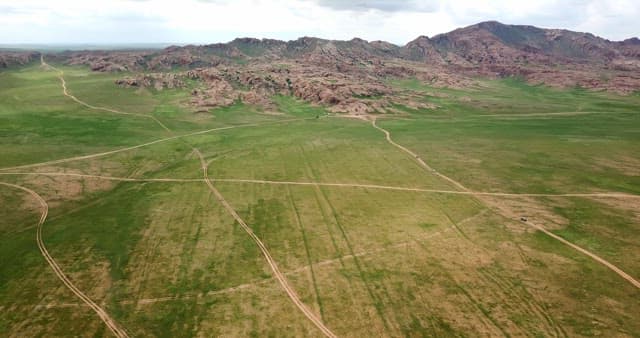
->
0, 64, 639, 337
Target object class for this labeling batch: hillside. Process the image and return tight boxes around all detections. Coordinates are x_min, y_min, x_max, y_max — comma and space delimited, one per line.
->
3, 21, 640, 115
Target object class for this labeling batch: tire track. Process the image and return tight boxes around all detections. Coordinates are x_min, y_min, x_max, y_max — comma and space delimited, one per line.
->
38, 57, 337, 336
41, 56, 172, 133
371, 118, 467, 192
3, 172, 638, 200
371, 117, 640, 290
0, 182, 129, 338
214, 178, 640, 199
525, 219, 640, 289
299, 144, 392, 333
35, 221, 457, 311
477, 268, 566, 337
0, 118, 311, 173
281, 159, 326, 320
194, 149, 337, 338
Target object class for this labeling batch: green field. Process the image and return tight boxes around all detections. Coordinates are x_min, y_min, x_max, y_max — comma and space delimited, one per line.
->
1, 64, 639, 337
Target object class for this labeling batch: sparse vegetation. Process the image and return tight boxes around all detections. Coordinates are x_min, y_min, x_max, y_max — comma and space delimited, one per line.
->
1, 54, 639, 338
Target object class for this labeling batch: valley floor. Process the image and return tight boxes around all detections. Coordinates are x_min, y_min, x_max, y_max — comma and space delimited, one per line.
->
1, 61, 639, 337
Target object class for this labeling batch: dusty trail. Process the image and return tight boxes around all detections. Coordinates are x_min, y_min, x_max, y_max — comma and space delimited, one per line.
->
32, 58, 336, 336
526, 220, 640, 289
0, 56, 309, 172
41, 56, 172, 133
371, 119, 468, 191
34, 209, 490, 312
0, 117, 310, 172
2, 171, 639, 200
372, 111, 637, 124
213, 178, 640, 199
8, 55, 637, 336
194, 149, 337, 338
371, 118, 640, 290
34, 217, 460, 311
0, 172, 204, 182
0, 182, 129, 338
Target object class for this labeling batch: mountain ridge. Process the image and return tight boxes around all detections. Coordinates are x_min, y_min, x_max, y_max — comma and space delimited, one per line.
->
3, 21, 639, 115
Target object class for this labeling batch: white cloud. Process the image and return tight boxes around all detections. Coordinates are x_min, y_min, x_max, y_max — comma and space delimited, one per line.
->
0, 0, 637, 45
313, 0, 441, 13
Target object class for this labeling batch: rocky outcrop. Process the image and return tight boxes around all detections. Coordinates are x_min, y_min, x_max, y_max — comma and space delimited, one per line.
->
49, 21, 640, 114
0, 51, 41, 69
115, 73, 185, 90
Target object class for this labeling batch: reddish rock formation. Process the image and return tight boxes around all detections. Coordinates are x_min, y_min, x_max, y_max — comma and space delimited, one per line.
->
6, 21, 638, 114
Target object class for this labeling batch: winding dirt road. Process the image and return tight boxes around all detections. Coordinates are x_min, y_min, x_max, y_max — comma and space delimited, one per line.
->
0, 182, 129, 337
371, 118, 640, 290
0, 57, 309, 173
41, 56, 172, 133
29, 58, 337, 337
371, 119, 468, 192
194, 149, 337, 338
5, 55, 638, 337
32, 223, 460, 311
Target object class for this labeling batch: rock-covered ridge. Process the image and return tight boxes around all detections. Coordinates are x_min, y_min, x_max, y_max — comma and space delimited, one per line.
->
3, 21, 639, 114
79, 21, 640, 70
0, 51, 41, 68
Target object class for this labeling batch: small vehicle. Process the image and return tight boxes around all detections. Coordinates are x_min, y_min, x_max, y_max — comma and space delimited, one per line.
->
520, 217, 528, 222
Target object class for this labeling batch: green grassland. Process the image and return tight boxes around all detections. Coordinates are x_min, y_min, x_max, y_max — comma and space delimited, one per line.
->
0, 64, 639, 337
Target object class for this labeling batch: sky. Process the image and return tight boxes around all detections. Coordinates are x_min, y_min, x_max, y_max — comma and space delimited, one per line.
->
0, 0, 638, 45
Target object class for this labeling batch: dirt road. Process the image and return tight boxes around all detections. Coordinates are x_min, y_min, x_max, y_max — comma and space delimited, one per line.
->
371, 119, 469, 192
525, 220, 640, 288
33, 223, 460, 310
2, 172, 639, 200
371, 118, 640, 290
6, 55, 637, 337
194, 149, 337, 338
0, 117, 310, 173
0, 182, 129, 337
41, 56, 172, 133
29, 59, 336, 336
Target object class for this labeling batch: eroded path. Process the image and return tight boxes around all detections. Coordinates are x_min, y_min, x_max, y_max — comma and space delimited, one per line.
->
30, 57, 337, 337
194, 149, 338, 338
371, 118, 640, 290
0, 182, 130, 338
0, 118, 310, 173
2, 171, 638, 200
41, 56, 171, 133
4, 56, 639, 337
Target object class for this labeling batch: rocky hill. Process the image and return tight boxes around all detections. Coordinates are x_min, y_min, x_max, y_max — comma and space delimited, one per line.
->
3, 22, 639, 114
0, 51, 41, 69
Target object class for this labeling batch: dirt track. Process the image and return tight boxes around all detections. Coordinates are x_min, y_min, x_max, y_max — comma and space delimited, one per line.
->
526, 220, 640, 288
30, 223, 461, 311
3, 56, 639, 336
3, 172, 638, 200
0, 182, 130, 338
371, 117, 640, 290
371, 119, 468, 191
41, 56, 172, 133
194, 149, 337, 338
31, 58, 337, 337
0, 57, 310, 172
0, 117, 310, 173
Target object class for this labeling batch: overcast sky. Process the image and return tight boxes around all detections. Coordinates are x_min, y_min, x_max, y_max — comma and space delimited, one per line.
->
0, 0, 638, 45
